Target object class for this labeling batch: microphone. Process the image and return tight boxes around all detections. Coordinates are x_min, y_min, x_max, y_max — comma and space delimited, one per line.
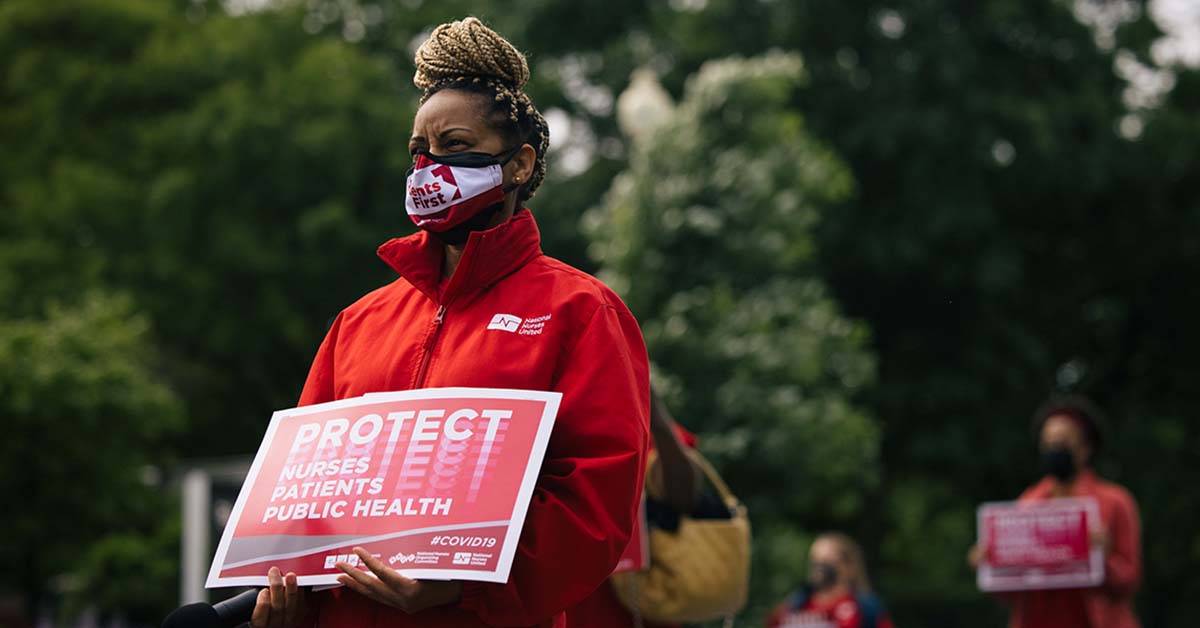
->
162, 589, 260, 628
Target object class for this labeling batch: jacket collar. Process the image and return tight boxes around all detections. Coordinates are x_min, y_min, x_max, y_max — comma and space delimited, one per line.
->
377, 209, 542, 304
1029, 468, 1100, 498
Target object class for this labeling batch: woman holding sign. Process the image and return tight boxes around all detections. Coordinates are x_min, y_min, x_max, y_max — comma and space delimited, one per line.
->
249, 17, 650, 628
970, 397, 1142, 628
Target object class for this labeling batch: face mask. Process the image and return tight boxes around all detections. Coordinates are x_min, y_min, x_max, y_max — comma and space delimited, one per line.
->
809, 562, 839, 591
1041, 447, 1077, 482
405, 146, 521, 245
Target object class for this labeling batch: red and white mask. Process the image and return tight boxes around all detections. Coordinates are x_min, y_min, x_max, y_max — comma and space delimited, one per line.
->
404, 147, 518, 232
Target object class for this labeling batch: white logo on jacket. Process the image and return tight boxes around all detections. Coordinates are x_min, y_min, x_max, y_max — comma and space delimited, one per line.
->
487, 313, 523, 332
486, 313, 552, 335
517, 314, 551, 336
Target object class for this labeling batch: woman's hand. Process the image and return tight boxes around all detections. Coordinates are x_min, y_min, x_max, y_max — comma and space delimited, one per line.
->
967, 543, 985, 569
1090, 526, 1111, 555
336, 547, 463, 614
250, 567, 308, 628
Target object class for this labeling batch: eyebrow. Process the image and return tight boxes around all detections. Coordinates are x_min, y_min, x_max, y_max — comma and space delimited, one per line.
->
409, 127, 475, 143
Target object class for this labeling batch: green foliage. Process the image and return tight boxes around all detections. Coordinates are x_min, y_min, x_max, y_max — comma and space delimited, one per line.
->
507, 1, 1198, 624
0, 292, 181, 613
587, 54, 879, 622
62, 511, 182, 625
0, 0, 414, 453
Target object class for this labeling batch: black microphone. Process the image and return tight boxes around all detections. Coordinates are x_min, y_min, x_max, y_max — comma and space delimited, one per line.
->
162, 589, 260, 628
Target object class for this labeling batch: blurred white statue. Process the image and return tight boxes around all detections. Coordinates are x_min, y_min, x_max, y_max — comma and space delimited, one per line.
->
616, 68, 674, 140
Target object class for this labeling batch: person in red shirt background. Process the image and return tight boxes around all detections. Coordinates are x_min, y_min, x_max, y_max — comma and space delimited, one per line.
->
970, 396, 1142, 628
767, 533, 896, 628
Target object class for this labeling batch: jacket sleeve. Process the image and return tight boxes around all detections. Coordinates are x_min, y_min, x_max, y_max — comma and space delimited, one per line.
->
297, 312, 343, 407
1102, 488, 1142, 596
459, 303, 651, 626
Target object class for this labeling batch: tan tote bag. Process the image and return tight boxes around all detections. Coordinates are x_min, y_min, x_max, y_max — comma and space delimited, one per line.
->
611, 449, 751, 623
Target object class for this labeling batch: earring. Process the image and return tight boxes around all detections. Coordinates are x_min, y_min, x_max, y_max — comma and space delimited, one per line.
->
513, 176, 522, 183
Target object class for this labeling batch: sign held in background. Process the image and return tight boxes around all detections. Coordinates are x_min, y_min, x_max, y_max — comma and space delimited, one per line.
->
976, 497, 1104, 592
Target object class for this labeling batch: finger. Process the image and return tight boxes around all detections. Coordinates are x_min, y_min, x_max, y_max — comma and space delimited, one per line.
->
250, 588, 271, 628
284, 572, 301, 624
337, 560, 385, 594
354, 547, 410, 589
268, 567, 285, 628
337, 573, 380, 601
353, 548, 386, 572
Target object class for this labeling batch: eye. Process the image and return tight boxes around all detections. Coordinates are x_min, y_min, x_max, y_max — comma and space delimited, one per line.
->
444, 138, 468, 150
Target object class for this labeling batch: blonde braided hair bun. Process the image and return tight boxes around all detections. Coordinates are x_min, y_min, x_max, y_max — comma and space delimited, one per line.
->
414, 17, 529, 91
413, 17, 550, 200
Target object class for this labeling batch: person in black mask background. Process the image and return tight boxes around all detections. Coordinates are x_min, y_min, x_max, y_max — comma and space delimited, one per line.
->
969, 396, 1142, 628
766, 532, 895, 628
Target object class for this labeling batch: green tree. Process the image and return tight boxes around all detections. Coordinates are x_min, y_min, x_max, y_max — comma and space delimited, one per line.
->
0, 292, 181, 618
0, 0, 415, 453
587, 54, 880, 622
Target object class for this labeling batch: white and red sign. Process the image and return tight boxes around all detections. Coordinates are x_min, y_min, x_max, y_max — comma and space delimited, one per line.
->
777, 614, 836, 628
976, 497, 1104, 592
207, 387, 560, 587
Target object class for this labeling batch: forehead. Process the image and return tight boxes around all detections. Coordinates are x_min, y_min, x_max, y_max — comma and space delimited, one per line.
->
412, 89, 493, 134
810, 539, 841, 560
1041, 414, 1084, 441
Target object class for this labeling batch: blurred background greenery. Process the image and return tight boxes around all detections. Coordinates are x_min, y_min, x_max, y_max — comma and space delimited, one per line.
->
1, 0, 1197, 626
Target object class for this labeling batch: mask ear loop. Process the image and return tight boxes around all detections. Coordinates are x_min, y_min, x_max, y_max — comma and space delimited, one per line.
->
496, 144, 524, 165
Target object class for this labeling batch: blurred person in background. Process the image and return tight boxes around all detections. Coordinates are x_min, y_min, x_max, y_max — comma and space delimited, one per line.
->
568, 390, 730, 627
970, 396, 1142, 628
247, 16, 650, 628
766, 532, 895, 628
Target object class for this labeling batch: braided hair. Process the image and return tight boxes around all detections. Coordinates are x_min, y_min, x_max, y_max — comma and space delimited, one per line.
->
414, 17, 550, 201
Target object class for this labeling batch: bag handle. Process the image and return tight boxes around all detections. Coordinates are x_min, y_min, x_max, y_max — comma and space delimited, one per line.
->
646, 448, 743, 515
685, 449, 743, 514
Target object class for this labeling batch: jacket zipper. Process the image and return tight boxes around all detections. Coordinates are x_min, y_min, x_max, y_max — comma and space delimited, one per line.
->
414, 304, 447, 388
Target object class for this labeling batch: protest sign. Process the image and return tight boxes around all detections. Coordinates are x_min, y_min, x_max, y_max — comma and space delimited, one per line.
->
976, 497, 1104, 592
207, 387, 560, 587
776, 612, 837, 628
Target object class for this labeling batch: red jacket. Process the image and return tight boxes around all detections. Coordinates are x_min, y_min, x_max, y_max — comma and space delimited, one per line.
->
765, 590, 896, 628
1004, 470, 1142, 628
297, 210, 651, 627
